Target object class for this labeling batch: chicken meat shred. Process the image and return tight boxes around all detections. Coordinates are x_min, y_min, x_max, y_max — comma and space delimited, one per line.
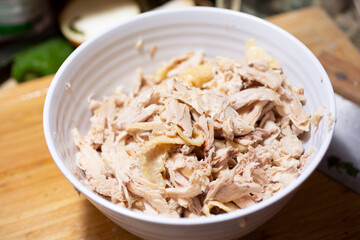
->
74, 41, 319, 218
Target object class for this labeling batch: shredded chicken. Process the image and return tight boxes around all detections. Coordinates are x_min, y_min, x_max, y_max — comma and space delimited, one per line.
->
135, 38, 143, 50
327, 112, 336, 132
150, 44, 157, 59
65, 82, 71, 91
310, 105, 326, 126
74, 41, 318, 218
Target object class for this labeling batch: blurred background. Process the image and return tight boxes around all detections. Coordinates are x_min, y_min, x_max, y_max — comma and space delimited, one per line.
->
1, 0, 359, 89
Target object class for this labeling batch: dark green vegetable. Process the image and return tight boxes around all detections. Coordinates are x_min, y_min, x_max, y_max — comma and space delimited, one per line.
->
11, 37, 74, 83
327, 155, 360, 178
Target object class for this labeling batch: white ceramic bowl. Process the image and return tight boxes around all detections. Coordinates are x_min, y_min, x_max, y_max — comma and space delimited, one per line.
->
43, 7, 336, 240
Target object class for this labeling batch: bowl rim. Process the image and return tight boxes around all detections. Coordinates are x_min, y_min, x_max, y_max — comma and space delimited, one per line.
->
43, 6, 336, 226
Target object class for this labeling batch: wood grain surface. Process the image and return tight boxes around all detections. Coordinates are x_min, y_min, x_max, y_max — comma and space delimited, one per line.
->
269, 6, 360, 105
1, 6, 359, 240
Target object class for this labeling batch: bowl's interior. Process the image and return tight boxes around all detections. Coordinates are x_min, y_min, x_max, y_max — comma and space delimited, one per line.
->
44, 7, 335, 224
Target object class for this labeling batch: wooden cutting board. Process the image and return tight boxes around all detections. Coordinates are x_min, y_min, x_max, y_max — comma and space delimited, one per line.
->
1, 6, 359, 240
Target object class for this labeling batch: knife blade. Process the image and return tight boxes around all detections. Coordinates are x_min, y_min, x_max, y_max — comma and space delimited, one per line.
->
318, 94, 360, 193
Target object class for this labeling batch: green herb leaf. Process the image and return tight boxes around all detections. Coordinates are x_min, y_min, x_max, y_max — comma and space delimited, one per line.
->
327, 155, 360, 178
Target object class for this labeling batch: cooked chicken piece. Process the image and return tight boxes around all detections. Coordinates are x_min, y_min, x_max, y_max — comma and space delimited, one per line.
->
288, 94, 310, 131
310, 105, 326, 126
216, 56, 284, 90
238, 101, 268, 127
262, 182, 282, 200
290, 85, 306, 104
155, 53, 191, 81
215, 56, 243, 72
88, 99, 102, 110
165, 98, 192, 137
276, 90, 310, 131
131, 68, 144, 97
168, 198, 183, 216
196, 116, 214, 152
75, 42, 315, 218
233, 195, 257, 209
113, 90, 164, 128
86, 96, 117, 148
154, 51, 205, 83
166, 153, 211, 199
74, 128, 107, 178
237, 65, 283, 90
246, 40, 281, 70
234, 128, 270, 146
179, 144, 194, 155
74, 129, 133, 206
205, 169, 262, 203
211, 147, 238, 172
291, 123, 304, 136
168, 51, 204, 77
223, 103, 254, 136
177, 64, 213, 88
327, 113, 336, 131
262, 120, 280, 145
202, 200, 239, 216
131, 68, 155, 97
127, 170, 180, 217
251, 168, 270, 185
126, 121, 163, 133
259, 110, 276, 127
258, 102, 276, 120
266, 161, 299, 187
115, 103, 163, 129
299, 147, 314, 169
182, 196, 204, 217
169, 80, 254, 138
86, 177, 128, 206
142, 200, 160, 215
280, 134, 303, 158
248, 145, 274, 167
230, 87, 280, 110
